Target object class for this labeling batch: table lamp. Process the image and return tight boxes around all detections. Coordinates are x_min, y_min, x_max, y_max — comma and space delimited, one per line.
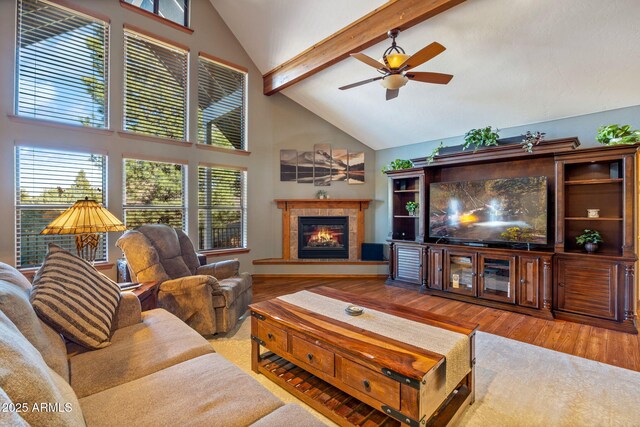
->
41, 197, 127, 263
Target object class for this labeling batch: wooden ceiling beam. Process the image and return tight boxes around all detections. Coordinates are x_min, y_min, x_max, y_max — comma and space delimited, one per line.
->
262, 0, 466, 96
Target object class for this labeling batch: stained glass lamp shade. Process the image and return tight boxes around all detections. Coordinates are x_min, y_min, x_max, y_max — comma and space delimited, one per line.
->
41, 197, 127, 263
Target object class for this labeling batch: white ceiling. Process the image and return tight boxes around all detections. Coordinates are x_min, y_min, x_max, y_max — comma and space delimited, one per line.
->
211, 0, 640, 150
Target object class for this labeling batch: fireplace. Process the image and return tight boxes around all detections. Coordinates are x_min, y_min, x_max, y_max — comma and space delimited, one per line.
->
298, 216, 349, 259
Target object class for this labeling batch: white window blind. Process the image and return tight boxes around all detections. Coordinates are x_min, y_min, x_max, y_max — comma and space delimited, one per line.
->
198, 166, 246, 250
198, 56, 246, 150
16, 0, 109, 128
123, 30, 188, 140
123, 159, 186, 228
16, 146, 107, 268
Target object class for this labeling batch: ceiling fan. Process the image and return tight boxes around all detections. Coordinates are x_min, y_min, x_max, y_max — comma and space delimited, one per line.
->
339, 29, 453, 100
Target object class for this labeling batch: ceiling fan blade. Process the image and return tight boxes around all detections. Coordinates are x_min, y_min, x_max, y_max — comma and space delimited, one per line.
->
339, 76, 383, 90
400, 42, 446, 70
386, 89, 399, 100
351, 53, 388, 71
406, 72, 454, 84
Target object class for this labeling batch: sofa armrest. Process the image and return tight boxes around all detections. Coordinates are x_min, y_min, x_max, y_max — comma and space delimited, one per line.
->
196, 260, 239, 280
112, 292, 142, 330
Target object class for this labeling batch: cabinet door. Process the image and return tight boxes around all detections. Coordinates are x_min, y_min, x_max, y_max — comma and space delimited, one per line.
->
518, 256, 540, 308
428, 248, 443, 290
556, 258, 618, 320
444, 249, 477, 296
478, 254, 516, 304
394, 244, 423, 285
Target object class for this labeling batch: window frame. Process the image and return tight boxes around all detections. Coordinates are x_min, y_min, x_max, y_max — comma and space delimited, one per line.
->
15, 145, 109, 268
122, 157, 188, 230
197, 164, 247, 251
15, 0, 111, 129
197, 52, 248, 152
120, 0, 190, 28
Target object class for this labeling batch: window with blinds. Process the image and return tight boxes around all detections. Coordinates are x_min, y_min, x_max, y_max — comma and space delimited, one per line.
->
16, 0, 109, 128
15, 146, 107, 268
123, 159, 186, 229
123, 0, 189, 27
198, 166, 247, 250
123, 30, 188, 140
198, 55, 247, 150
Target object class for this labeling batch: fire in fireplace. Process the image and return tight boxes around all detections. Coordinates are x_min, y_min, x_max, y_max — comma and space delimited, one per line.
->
298, 216, 349, 259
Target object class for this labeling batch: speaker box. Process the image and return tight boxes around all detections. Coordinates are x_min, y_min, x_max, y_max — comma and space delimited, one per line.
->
361, 243, 386, 261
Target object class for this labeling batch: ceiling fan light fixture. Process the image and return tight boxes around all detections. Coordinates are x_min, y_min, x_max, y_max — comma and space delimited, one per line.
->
380, 74, 408, 90
384, 53, 410, 69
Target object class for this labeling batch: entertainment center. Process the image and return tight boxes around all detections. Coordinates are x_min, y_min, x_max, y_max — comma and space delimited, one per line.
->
385, 138, 638, 333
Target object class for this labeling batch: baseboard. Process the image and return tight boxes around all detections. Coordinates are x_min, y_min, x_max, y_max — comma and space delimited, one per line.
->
252, 274, 388, 279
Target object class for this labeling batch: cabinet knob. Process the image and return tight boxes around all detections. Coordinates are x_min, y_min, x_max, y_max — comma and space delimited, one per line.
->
472, 272, 477, 277
558, 282, 565, 288
363, 379, 371, 389
438, 267, 443, 272
520, 279, 525, 284
479, 273, 484, 278
307, 353, 314, 361
267, 333, 274, 340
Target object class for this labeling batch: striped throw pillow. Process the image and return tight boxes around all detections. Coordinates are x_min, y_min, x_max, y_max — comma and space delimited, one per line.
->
30, 244, 121, 349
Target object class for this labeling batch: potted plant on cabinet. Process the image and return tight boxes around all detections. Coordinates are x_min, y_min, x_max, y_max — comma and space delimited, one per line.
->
463, 126, 500, 151
596, 124, 640, 146
381, 159, 414, 173
405, 201, 419, 216
576, 229, 603, 253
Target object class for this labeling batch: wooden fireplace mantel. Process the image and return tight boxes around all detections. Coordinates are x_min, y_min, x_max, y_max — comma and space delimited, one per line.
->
275, 199, 372, 260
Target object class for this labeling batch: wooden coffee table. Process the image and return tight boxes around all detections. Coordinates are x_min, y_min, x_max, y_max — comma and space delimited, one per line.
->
250, 287, 478, 427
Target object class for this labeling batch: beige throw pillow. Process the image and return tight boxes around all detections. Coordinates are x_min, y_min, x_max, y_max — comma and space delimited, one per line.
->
30, 244, 120, 349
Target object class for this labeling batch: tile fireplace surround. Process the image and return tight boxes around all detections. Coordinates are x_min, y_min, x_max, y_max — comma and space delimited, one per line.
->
275, 199, 372, 261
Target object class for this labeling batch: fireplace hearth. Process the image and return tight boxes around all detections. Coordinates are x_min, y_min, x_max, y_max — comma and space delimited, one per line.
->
298, 216, 349, 259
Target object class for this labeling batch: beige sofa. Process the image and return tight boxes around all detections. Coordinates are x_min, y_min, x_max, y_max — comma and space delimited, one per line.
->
0, 262, 325, 427
117, 224, 252, 335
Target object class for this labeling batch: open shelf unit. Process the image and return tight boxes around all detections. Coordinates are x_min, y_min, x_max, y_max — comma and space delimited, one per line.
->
387, 169, 424, 242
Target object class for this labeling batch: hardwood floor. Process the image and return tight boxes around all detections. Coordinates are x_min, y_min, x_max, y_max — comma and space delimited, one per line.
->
253, 276, 640, 372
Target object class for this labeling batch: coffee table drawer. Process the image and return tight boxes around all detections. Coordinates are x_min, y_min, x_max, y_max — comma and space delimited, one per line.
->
257, 321, 287, 354
340, 358, 400, 408
291, 335, 334, 376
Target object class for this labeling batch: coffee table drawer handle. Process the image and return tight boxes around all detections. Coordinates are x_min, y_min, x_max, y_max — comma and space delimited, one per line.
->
363, 379, 370, 390
307, 353, 314, 361
267, 333, 274, 340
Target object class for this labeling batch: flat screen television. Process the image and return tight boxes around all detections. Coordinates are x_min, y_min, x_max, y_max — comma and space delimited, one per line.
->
428, 176, 548, 244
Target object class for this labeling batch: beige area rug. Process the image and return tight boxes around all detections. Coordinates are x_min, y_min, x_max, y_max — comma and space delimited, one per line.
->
210, 316, 640, 427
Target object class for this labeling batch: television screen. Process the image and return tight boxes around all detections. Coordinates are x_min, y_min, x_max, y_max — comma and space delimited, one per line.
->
429, 176, 548, 244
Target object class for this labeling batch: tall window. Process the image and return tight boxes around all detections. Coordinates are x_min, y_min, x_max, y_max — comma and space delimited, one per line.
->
16, 0, 109, 128
15, 146, 107, 268
198, 166, 247, 250
123, 0, 189, 27
123, 30, 188, 140
198, 55, 247, 150
123, 159, 186, 228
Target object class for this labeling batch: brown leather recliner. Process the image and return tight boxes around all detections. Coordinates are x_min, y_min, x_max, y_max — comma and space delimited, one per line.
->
116, 224, 252, 335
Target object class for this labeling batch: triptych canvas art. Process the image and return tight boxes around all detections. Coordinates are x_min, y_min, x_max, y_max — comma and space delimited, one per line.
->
280, 145, 365, 185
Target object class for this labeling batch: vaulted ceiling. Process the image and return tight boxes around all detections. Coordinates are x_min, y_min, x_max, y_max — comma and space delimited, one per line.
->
211, 0, 640, 150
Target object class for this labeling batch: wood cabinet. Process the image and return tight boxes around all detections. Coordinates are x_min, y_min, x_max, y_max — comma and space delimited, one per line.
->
385, 139, 638, 333
478, 254, 516, 304
427, 248, 444, 290
390, 242, 424, 286
555, 256, 618, 320
443, 249, 477, 297
518, 256, 540, 308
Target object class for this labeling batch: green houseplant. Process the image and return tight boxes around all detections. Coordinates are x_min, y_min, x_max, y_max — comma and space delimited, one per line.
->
521, 131, 546, 153
596, 124, 640, 146
463, 126, 500, 151
425, 142, 446, 164
576, 229, 603, 253
381, 159, 414, 173
405, 201, 419, 216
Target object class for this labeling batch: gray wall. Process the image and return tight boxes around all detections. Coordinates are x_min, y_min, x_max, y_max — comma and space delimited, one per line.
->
0, 0, 375, 276
373, 105, 640, 242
